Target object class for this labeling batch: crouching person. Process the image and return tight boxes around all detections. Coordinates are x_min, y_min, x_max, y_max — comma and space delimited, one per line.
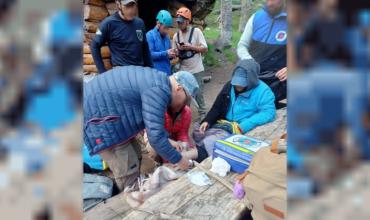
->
193, 59, 276, 162
84, 66, 199, 192
145, 105, 198, 163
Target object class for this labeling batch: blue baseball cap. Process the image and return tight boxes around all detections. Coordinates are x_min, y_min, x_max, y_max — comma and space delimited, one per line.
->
173, 71, 199, 108
231, 67, 248, 87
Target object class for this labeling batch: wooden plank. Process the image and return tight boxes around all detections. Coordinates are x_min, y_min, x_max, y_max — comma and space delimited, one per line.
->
83, 45, 110, 59
84, 193, 132, 220
83, 54, 95, 65
84, 21, 99, 33
84, 32, 96, 44
83, 59, 111, 73
84, 4, 108, 22
104, 109, 287, 220
106, 2, 117, 16
83, 0, 106, 7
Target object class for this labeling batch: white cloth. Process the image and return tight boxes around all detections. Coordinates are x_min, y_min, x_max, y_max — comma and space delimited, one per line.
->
210, 157, 231, 177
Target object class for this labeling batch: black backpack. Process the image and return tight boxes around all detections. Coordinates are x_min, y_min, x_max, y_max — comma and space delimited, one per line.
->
177, 27, 197, 60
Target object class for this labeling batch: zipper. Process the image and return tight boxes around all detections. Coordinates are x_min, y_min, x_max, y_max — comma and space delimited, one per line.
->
214, 149, 249, 165
265, 18, 276, 43
87, 115, 120, 124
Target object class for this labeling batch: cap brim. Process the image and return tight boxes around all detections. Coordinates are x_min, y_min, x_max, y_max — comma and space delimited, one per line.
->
184, 88, 199, 109
231, 76, 247, 87
121, 0, 136, 5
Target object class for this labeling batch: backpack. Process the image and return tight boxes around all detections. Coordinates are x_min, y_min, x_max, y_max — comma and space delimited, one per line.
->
83, 174, 113, 212
177, 27, 197, 60
240, 133, 287, 220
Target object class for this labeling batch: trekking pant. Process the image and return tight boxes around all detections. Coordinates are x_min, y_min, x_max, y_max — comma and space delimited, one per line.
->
98, 139, 142, 192
193, 71, 207, 115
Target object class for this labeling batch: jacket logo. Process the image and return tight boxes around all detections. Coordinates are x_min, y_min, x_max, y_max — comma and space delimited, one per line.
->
275, 30, 287, 42
136, 30, 143, 42
96, 138, 103, 145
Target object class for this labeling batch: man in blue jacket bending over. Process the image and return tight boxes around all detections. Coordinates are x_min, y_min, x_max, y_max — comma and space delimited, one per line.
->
146, 10, 176, 75
84, 66, 198, 192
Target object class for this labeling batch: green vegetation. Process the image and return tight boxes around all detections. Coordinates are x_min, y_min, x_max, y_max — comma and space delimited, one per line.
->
203, 0, 264, 66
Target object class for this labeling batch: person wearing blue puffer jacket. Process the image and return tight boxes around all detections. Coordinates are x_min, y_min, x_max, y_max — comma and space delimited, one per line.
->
193, 59, 276, 158
84, 65, 199, 192
146, 10, 176, 75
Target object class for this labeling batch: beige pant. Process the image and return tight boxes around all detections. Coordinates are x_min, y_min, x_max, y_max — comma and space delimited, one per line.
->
99, 139, 142, 192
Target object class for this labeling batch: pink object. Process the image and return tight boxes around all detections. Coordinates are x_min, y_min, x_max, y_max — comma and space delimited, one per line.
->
233, 181, 245, 199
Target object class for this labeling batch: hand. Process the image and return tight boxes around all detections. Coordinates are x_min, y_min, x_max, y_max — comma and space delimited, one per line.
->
199, 122, 209, 134
275, 67, 287, 82
179, 42, 195, 51
167, 49, 176, 58
169, 139, 183, 152
176, 156, 192, 170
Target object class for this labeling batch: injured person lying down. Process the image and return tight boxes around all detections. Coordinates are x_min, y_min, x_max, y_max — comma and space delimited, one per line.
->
193, 59, 276, 162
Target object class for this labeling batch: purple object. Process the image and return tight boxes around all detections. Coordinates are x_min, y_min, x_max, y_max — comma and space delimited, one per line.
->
233, 181, 245, 199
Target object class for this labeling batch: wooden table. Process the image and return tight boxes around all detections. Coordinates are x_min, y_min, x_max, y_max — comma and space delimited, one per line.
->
121, 109, 287, 220
84, 109, 286, 220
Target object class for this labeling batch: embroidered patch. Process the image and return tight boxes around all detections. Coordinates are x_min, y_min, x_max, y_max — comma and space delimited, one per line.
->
136, 30, 143, 42
275, 30, 287, 42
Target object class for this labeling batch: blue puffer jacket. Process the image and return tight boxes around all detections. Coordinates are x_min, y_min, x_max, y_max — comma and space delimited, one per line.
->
146, 27, 172, 75
225, 59, 276, 132
83, 66, 182, 164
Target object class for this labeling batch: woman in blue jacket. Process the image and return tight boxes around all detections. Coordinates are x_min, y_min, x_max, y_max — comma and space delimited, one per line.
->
146, 10, 176, 75
193, 59, 276, 159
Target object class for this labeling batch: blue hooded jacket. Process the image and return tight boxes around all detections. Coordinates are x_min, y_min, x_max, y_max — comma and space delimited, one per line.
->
226, 59, 276, 132
83, 66, 182, 164
146, 27, 172, 75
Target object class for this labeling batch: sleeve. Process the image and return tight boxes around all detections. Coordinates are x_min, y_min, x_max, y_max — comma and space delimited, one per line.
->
146, 31, 168, 61
172, 32, 180, 49
239, 85, 276, 133
90, 19, 109, 73
174, 106, 192, 145
196, 28, 208, 48
237, 14, 255, 60
141, 87, 182, 164
202, 83, 229, 126
142, 25, 153, 67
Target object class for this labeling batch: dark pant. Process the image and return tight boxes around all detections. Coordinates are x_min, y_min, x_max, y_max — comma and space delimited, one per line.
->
261, 77, 287, 109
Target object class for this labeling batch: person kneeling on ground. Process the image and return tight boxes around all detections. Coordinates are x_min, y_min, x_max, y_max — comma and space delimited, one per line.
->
145, 105, 198, 163
193, 59, 276, 162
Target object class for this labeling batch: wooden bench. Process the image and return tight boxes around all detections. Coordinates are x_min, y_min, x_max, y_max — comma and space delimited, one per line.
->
84, 109, 287, 220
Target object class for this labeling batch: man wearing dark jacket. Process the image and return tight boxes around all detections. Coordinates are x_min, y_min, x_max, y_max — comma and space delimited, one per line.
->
84, 66, 198, 191
90, 0, 153, 73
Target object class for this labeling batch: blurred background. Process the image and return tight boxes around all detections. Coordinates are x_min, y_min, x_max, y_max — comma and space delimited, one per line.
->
287, 0, 370, 219
0, 0, 82, 219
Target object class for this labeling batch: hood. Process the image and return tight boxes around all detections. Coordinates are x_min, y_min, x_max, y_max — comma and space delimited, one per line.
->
232, 59, 260, 91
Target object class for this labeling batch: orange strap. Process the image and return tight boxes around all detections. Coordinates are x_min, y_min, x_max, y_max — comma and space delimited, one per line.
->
264, 204, 285, 219
271, 133, 287, 154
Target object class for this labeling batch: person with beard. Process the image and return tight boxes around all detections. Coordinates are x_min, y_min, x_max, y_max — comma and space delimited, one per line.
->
192, 59, 276, 161
237, 0, 287, 109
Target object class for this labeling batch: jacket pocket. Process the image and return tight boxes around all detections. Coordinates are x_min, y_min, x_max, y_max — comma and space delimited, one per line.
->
85, 115, 121, 152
